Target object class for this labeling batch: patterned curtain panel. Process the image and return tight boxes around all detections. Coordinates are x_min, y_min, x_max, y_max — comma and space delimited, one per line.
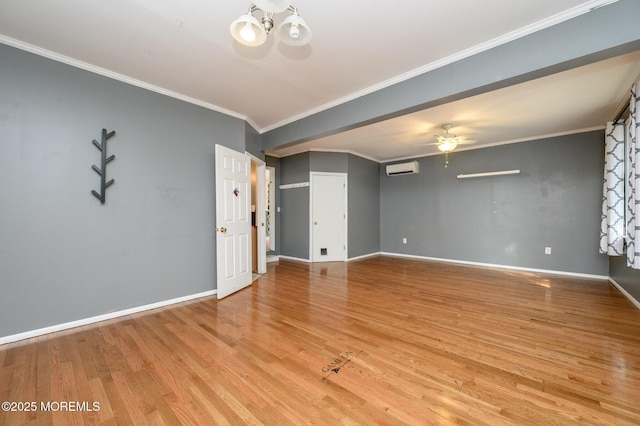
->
628, 82, 640, 269
600, 121, 626, 255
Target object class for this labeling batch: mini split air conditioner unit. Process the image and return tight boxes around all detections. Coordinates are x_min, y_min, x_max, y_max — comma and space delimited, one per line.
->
385, 160, 419, 176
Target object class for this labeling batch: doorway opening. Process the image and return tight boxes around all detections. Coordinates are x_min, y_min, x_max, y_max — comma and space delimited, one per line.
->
248, 153, 267, 275
265, 166, 276, 252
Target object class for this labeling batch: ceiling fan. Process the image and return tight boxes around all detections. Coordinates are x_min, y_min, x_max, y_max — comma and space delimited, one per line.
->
428, 124, 476, 167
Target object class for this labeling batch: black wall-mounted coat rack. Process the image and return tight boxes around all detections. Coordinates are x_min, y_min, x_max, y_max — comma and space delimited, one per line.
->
91, 128, 116, 204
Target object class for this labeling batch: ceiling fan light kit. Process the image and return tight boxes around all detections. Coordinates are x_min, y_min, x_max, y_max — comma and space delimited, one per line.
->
434, 123, 460, 153
430, 123, 477, 167
436, 139, 458, 152
230, 0, 312, 47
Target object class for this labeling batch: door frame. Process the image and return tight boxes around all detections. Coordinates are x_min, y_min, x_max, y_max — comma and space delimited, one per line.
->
309, 172, 348, 262
265, 166, 276, 252
246, 152, 267, 274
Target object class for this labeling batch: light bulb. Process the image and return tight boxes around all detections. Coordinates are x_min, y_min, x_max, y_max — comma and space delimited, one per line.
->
437, 140, 457, 152
276, 13, 311, 46
289, 23, 300, 39
240, 22, 256, 42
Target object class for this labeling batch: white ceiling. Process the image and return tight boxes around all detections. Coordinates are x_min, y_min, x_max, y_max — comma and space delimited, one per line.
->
1, 0, 638, 162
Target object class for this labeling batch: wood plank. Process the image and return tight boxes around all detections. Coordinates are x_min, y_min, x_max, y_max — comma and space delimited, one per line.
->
1, 256, 639, 425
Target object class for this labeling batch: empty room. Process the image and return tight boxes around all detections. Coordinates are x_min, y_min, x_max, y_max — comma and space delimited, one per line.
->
2, 0, 640, 424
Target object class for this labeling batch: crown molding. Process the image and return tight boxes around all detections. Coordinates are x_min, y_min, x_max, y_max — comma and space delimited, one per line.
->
380, 126, 605, 164
0, 0, 620, 134
0, 34, 248, 122
260, 0, 621, 133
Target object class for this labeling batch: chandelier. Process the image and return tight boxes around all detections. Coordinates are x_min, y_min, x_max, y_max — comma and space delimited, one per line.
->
230, 0, 312, 47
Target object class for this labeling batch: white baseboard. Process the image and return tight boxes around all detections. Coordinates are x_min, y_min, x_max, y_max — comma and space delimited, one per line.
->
278, 255, 311, 263
0, 290, 217, 346
280, 253, 382, 263
3, 253, 625, 346
379, 252, 609, 280
609, 277, 640, 310
266, 255, 280, 263
348, 252, 382, 262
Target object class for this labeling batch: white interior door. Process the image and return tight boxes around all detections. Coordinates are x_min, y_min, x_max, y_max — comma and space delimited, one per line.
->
215, 144, 252, 299
311, 173, 347, 262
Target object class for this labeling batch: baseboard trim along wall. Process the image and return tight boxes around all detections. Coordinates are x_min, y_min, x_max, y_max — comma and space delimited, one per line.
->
348, 252, 382, 262
609, 278, 640, 310
379, 252, 609, 281
278, 255, 311, 263
267, 255, 280, 263
0, 290, 217, 345
1, 253, 618, 345
279, 253, 383, 263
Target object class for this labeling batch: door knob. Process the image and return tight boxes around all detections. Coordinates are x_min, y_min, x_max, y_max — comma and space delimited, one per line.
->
218, 227, 227, 233
314, 221, 318, 225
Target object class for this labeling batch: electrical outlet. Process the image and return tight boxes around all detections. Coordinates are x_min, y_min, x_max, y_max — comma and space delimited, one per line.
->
545, 247, 552, 255
402, 238, 407, 244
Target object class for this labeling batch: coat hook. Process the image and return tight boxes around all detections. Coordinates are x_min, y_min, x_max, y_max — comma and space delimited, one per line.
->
91, 128, 116, 204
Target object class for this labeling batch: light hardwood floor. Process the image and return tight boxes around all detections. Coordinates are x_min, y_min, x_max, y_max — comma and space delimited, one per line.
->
1, 256, 640, 425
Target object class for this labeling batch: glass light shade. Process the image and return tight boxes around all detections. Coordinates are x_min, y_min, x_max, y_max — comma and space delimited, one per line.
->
276, 14, 312, 46
230, 14, 267, 46
252, 0, 292, 13
437, 140, 457, 152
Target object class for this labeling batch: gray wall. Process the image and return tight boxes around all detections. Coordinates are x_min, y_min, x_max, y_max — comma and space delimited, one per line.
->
4, 0, 638, 339
380, 131, 608, 275
0, 44, 246, 338
310, 151, 348, 173
279, 152, 310, 259
347, 154, 380, 258
610, 255, 640, 302
244, 122, 263, 160
275, 151, 380, 260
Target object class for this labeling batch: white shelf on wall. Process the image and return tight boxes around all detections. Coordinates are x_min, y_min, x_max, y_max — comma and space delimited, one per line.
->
279, 182, 309, 189
457, 169, 521, 179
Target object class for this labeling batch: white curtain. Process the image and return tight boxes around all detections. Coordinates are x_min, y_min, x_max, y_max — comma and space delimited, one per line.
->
628, 81, 640, 269
600, 121, 626, 255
